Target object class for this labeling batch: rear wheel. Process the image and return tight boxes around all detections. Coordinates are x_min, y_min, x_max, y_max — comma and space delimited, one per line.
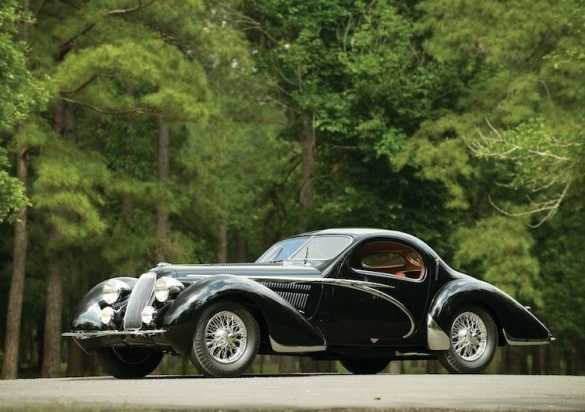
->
341, 358, 389, 375
189, 301, 260, 378
438, 305, 497, 374
96, 347, 162, 379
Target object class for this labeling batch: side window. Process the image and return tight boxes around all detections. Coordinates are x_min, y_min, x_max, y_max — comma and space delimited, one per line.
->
362, 252, 405, 269
352, 240, 425, 281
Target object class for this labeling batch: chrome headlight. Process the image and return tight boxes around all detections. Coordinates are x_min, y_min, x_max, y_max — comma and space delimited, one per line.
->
154, 276, 184, 303
141, 306, 156, 324
102, 279, 129, 304
100, 306, 115, 324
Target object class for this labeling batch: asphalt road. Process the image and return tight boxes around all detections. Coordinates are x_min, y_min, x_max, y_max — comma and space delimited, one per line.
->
0, 374, 584, 411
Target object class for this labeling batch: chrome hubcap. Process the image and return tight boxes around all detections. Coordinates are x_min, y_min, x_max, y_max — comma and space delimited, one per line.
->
205, 311, 247, 363
451, 312, 488, 361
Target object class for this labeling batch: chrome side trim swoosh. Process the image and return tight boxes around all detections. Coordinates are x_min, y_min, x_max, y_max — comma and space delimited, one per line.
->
269, 336, 326, 353
502, 330, 553, 346
251, 276, 395, 289
337, 282, 415, 338
62, 329, 166, 340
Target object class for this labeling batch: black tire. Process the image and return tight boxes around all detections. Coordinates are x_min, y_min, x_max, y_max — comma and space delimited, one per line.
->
189, 301, 260, 378
341, 358, 389, 375
438, 305, 497, 374
96, 347, 163, 379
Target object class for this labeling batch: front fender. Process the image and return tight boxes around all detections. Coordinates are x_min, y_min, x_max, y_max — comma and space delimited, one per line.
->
71, 277, 137, 331
429, 278, 551, 348
162, 274, 325, 355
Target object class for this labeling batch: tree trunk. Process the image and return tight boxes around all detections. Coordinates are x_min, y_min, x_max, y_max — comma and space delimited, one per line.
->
156, 120, 170, 262
2, 0, 31, 381
426, 359, 440, 374
1, 135, 29, 380
217, 221, 228, 263
531, 346, 544, 375
545, 346, 558, 374
278, 356, 297, 374
41, 254, 64, 377
66, 259, 84, 376
505, 346, 528, 374
299, 113, 315, 229
236, 231, 247, 263
40, 100, 69, 377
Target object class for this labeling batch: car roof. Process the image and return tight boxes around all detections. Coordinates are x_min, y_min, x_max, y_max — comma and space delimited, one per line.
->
296, 228, 439, 258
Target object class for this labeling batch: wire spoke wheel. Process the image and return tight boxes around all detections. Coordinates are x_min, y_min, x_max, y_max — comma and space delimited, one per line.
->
450, 312, 488, 361
190, 301, 260, 378
438, 305, 497, 374
204, 311, 248, 364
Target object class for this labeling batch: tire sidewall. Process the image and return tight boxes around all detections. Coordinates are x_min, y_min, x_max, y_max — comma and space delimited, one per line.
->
96, 347, 162, 379
441, 305, 497, 373
191, 301, 259, 377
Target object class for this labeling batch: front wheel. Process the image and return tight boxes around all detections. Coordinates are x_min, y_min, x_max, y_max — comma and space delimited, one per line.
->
189, 301, 260, 378
438, 305, 497, 374
96, 347, 163, 379
341, 358, 389, 375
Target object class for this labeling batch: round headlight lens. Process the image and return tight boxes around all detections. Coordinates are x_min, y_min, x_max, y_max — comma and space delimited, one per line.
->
141, 306, 156, 324
154, 285, 169, 303
154, 276, 184, 302
102, 280, 126, 304
100, 306, 115, 324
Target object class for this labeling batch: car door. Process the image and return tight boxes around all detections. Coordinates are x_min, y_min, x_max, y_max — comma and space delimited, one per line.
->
322, 237, 433, 346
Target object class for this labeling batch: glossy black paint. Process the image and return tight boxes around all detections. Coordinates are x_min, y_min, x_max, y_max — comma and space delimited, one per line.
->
428, 275, 550, 342
162, 274, 325, 355
321, 235, 436, 346
68, 228, 552, 361
71, 277, 137, 331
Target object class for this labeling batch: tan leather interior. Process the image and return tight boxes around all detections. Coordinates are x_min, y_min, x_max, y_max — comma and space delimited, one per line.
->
351, 240, 425, 280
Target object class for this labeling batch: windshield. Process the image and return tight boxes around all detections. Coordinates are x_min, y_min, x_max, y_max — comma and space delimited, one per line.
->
257, 235, 353, 263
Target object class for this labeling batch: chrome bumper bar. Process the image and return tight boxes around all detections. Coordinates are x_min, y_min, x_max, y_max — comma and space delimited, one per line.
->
62, 329, 166, 340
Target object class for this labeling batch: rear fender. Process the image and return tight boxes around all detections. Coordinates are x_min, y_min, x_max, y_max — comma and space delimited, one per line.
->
162, 274, 325, 355
428, 278, 551, 350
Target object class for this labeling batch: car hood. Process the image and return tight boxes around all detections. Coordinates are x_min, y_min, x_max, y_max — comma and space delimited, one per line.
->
152, 262, 323, 284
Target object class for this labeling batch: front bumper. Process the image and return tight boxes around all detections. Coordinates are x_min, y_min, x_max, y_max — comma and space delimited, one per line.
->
62, 329, 166, 340
62, 329, 171, 353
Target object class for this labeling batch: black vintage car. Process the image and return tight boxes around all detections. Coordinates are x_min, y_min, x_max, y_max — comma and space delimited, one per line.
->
64, 228, 553, 378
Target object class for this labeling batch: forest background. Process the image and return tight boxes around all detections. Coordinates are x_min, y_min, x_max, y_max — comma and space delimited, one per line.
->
0, 0, 583, 379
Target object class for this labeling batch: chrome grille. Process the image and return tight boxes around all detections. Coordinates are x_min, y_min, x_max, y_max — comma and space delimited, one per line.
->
123, 272, 156, 330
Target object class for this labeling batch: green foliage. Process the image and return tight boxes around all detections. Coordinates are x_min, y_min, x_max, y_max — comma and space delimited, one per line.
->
416, 0, 585, 221
0, 148, 27, 223
55, 39, 211, 121
453, 216, 542, 306
0, 0, 45, 131
536, 187, 585, 351
32, 136, 109, 244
